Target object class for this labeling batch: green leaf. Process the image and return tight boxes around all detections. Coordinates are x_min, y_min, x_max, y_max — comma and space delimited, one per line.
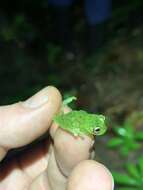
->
135, 132, 143, 140
112, 172, 139, 186
118, 188, 141, 190
107, 138, 123, 148
130, 142, 140, 150
124, 122, 134, 133
138, 156, 143, 174
120, 146, 130, 156
126, 163, 140, 179
113, 127, 127, 137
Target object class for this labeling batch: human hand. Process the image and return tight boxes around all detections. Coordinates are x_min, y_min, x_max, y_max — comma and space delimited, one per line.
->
0, 86, 114, 190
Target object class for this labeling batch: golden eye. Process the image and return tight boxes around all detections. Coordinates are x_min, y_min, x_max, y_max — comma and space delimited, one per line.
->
93, 127, 100, 135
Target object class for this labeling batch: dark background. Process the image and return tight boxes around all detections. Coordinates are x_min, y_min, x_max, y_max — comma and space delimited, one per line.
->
0, 0, 142, 106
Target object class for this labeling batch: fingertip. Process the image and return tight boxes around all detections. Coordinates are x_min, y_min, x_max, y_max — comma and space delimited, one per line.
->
23, 86, 62, 109
53, 129, 94, 176
67, 160, 114, 190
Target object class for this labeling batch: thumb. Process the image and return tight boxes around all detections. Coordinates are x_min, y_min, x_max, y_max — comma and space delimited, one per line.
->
0, 86, 62, 156
67, 160, 114, 190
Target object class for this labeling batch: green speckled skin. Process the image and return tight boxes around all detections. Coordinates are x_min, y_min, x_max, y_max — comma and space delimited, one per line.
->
53, 110, 107, 137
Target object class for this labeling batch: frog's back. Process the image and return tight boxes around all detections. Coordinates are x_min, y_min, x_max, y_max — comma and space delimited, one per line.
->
53, 110, 87, 131
53, 110, 106, 136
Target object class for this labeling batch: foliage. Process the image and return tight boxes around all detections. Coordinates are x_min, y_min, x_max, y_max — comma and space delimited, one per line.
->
0, 14, 36, 43
112, 0, 143, 25
48, 44, 62, 65
107, 113, 143, 156
113, 156, 143, 190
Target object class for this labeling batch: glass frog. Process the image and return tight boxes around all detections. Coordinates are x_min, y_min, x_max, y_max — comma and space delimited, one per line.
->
53, 96, 107, 137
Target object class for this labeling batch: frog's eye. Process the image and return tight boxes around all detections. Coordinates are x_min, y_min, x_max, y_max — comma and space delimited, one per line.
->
93, 127, 101, 135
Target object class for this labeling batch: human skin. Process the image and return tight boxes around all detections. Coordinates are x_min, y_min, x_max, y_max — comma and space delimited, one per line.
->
0, 86, 114, 190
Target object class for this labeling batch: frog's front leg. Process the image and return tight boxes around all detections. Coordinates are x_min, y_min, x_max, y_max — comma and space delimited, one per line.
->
73, 130, 86, 138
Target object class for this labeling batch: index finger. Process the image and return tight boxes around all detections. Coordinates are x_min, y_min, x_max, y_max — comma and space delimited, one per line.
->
50, 107, 94, 177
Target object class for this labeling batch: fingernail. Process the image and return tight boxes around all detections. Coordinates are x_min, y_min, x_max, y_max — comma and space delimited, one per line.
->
23, 88, 49, 108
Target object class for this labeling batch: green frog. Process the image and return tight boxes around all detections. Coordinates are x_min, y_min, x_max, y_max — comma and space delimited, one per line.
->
53, 97, 107, 137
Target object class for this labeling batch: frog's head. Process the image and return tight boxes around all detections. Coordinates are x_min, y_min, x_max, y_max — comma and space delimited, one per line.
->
91, 114, 107, 136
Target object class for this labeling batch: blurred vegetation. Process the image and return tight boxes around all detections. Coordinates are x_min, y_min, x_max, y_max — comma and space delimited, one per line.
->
0, 0, 143, 189
108, 112, 143, 156
113, 156, 143, 190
